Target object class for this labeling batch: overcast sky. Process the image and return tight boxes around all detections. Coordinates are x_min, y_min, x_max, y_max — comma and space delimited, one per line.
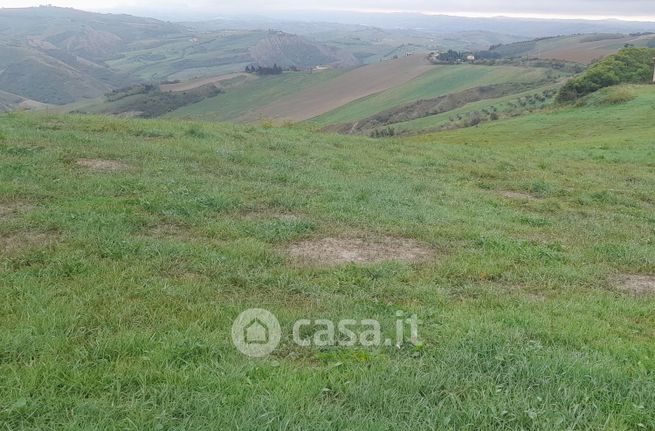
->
3, 0, 655, 21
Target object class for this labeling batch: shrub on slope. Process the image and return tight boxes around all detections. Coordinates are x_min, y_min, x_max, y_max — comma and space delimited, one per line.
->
557, 48, 655, 102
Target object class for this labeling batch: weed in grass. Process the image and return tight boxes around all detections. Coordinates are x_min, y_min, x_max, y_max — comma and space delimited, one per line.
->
184, 125, 210, 139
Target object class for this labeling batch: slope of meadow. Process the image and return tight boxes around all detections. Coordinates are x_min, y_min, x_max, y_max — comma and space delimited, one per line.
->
311, 65, 557, 127
1, 87, 654, 429
171, 61, 560, 125
362, 81, 563, 135
168, 68, 346, 121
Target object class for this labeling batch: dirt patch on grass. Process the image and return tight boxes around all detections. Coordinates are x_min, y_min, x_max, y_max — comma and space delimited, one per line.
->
0, 232, 58, 256
499, 191, 538, 201
0, 202, 34, 219
287, 235, 432, 266
76, 158, 127, 172
616, 274, 655, 295
139, 223, 191, 241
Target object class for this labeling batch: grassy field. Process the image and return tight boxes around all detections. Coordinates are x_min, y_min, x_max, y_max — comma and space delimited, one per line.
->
172, 55, 436, 123
386, 81, 563, 134
1, 86, 654, 429
168, 69, 346, 122
172, 62, 560, 126
104, 31, 265, 82
310, 65, 556, 126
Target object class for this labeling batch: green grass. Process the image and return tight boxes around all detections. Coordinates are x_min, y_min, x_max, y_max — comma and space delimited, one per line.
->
311, 65, 556, 126
389, 82, 561, 133
106, 32, 266, 82
170, 65, 555, 125
168, 69, 346, 122
1, 86, 654, 429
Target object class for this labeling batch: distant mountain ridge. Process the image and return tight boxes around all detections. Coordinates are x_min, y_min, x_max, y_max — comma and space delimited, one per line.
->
264, 11, 655, 38
249, 31, 360, 69
0, 6, 184, 105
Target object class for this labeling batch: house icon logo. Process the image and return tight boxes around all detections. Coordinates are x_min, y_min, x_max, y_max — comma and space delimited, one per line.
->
231, 309, 281, 357
244, 318, 269, 345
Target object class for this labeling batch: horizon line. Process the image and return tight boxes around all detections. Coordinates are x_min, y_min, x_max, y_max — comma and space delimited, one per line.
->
299, 7, 655, 23
4, 4, 655, 23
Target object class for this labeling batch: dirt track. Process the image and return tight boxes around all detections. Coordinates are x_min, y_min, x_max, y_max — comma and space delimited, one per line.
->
240, 54, 433, 122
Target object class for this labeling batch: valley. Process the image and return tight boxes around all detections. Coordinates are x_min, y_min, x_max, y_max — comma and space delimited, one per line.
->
1, 5, 655, 430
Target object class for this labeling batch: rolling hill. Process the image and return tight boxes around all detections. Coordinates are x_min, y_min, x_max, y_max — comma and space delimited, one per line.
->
249, 31, 360, 69
169, 54, 434, 122
1, 85, 654, 429
2, 7, 652, 115
489, 33, 655, 64
0, 7, 183, 106
0, 8, 365, 108
169, 56, 569, 134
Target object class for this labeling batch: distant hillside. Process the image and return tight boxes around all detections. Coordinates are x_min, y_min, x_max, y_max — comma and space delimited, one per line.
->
3, 6, 653, 111
0, 7, 184, 104
0, 56, 111, 105
0, 89, 49, 112
249, 32, 360, 69
274, 11, 655, 38
0, 8, 370, 106
168, 57, 567, 131
488, 33, 655, 64
0, 6, 183, 53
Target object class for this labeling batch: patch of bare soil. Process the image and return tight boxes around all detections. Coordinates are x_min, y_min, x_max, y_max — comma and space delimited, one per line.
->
617, 274, 655, 295
0, 202, 34, 219
287, 235, 432, 266
139, 224, 190, 240
76, 158, 127, 172
499, 191, 538, 201
0, 232, 57, 256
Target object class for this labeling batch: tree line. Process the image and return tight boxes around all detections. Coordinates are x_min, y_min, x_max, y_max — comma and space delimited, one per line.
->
245, 64, 284, 75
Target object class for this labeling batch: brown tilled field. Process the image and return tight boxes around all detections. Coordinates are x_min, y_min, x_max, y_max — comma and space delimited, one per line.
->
239, 54, 433, 122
